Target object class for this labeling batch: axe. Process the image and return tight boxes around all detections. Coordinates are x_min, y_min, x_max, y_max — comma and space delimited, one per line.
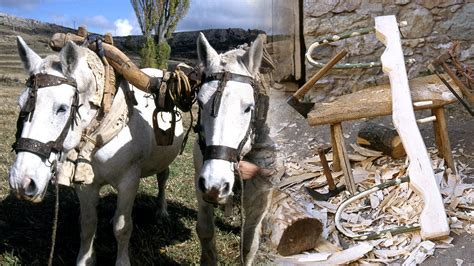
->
287, 49, 348, 117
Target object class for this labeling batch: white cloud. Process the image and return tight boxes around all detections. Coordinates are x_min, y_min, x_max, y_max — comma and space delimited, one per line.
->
87, 15, 110, 29
176, 0, 272, 33
114, 19, 133, 36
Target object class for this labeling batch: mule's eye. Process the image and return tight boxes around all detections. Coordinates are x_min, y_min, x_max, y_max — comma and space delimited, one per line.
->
56, 105, 67, 114
244, 105, 254, 113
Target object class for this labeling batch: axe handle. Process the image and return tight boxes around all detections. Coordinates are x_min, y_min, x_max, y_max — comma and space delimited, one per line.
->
293, 49, 348, 100
317, 147, 336, 190
49, 33, 153, 93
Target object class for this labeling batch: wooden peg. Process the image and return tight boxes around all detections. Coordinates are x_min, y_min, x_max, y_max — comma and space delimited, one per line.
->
104, 33, 114, 45
77, 26, 88, 37
416, 116, 436, 124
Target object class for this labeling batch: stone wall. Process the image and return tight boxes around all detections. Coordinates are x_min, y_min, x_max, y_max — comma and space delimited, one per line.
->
303, 0, 474, 98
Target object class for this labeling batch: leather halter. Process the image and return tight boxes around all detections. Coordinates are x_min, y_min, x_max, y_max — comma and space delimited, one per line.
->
196, 71, 258, 163
13, 73, 79, 160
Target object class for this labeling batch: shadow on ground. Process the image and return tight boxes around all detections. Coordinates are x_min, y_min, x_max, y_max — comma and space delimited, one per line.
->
0, 183, 223, 265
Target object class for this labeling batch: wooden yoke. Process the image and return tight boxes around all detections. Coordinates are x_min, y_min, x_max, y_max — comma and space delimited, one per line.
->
49, 32, 156, 93
375, 16, 449, 240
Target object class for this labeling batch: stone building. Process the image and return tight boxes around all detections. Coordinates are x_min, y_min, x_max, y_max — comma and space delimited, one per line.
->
270, 1, 474, 98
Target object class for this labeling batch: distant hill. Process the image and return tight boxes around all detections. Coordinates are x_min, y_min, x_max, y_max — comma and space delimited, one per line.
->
0, 12, 265, 74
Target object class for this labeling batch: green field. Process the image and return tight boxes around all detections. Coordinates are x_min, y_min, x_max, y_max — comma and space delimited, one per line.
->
0, 48, 244, 265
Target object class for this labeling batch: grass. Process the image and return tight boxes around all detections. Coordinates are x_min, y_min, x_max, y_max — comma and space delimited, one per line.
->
0, 81, 243, 265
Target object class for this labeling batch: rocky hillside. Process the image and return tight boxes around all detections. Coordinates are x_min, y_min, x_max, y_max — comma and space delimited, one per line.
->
0, 13, 265, 76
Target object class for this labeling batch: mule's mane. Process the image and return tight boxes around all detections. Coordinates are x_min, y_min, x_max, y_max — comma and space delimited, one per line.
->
38, 54, 62, 74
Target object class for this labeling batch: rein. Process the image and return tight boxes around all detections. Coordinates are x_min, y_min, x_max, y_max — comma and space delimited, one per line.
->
13, 73, 79, 160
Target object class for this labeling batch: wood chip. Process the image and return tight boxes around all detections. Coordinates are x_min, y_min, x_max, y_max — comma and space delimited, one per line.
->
314, 238, 343, 253
310, 243, 374, 265
402, 241, 436, 265
277, 172, 320, 188
351, 143, 384, 157
274, 252, 332, 263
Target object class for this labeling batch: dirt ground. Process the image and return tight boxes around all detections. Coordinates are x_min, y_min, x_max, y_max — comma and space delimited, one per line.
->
267, 82, 473, 264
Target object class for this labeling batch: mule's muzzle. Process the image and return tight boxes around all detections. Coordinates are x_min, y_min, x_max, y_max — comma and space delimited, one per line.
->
12, 177, 44, 203
198, 177, 231, 205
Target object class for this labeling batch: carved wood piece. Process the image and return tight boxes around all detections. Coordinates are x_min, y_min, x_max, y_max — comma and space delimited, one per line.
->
375, 15, 449, 240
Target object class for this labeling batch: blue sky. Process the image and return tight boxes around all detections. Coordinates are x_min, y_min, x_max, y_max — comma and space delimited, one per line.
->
0, 0, 272, 36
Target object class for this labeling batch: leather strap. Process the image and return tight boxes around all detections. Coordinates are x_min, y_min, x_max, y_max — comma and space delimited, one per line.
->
26, 73, 77, 89
204, 145, 239, 163
15, 138, 55, 159
196, 71, 258, 163
203, 72, 255, 86
13, 73, 79, 159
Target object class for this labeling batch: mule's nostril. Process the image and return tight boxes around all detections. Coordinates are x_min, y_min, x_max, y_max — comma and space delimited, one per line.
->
222, 182, 231, 195
22, 178, 37, 196
198, 177, 207, 193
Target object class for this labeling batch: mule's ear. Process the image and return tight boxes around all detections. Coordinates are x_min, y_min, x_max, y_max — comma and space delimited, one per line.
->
17, 36, 41, 74
60, 41, 81, 77
197, 32, 219, 68
242, 34, 264, 76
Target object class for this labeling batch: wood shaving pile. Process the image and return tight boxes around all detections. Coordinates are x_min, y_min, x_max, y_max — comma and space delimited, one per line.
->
275, 145, 473, 264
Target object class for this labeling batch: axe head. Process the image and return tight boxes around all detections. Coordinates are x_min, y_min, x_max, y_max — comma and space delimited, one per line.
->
286, 95, 315, 118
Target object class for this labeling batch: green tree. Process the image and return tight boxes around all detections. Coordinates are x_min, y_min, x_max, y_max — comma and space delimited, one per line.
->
131, 0, 190, 69
155, 0, 190, 68
131, 0, 159, 67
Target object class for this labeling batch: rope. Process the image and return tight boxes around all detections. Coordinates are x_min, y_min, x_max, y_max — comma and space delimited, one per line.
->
237, 164, 245, 265
166, 68, 196, 112
306, 23, 416, 69
164, 67, 198, 154
48, 163, 59, 266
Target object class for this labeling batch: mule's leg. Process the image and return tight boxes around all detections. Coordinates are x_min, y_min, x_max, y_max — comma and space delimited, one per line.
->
242, 179, 273, 265
196, 193, 217, 265
113, 167, 140, 266
156, 167, 170, 219
75, 183, 101, 266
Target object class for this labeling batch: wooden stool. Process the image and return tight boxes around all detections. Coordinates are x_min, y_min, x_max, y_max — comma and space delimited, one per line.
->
307, 74, 459, 194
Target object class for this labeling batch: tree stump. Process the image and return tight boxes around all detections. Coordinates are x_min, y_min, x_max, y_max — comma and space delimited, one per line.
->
357, 122, 406, 159
264, 189, 324, 256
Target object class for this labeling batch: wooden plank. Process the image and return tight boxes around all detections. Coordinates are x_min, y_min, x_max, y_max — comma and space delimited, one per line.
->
375, 15, 449, 240
332, 123, 356, 194
432, 107, 455, 173
307, 74, 461, 126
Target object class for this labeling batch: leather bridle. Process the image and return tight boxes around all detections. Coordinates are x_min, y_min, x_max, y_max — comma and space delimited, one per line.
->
12, 73, 80, 160
195, 71, 258, 163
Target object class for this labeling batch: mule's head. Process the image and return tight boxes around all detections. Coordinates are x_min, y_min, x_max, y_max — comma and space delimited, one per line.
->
195, 33, 264, 204
8, 37, 102, 202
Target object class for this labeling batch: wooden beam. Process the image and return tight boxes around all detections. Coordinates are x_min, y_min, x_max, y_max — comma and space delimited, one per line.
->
375, 15, 449, 240
332, 123, 356, 194
307, 74, 460, 126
